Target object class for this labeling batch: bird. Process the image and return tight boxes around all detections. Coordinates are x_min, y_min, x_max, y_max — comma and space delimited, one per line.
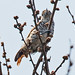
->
14, 9, 55, 66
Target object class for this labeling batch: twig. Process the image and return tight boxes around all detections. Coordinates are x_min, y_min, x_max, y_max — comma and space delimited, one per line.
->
29, 53, 35, 67
47, 0, 58, 37
0, 61, 2, 75
66, 5, 75, 25
28, 1, 50, 74
40, 62, 45, 75
32, 0, 39, 22
28, 0, 43, 44
50, 55, 68, 75
33, 53, 43, 75
1, 42, 12, 75
42, 44, 50, 75
66, 40, 74, 75
33, 0, 59, 74
14, 16, 39, 75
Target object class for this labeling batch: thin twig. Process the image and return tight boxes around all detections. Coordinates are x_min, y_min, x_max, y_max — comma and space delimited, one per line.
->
66, 40, 74, 75
54, 59, 65, 73
0, 61, 2, 75
50, 56, 68, 75
14, 16, 39, 75
29, 0, 43, 44
66, 5, 75, 25
40, 62, 45, 75
47, 0, 58, 37
29, 1, 50, 74
42, 44, 50, 75
33, 53, 43, 75
33, 0, 59, 74
29, 53, 35, 67
1, 42, 11, 75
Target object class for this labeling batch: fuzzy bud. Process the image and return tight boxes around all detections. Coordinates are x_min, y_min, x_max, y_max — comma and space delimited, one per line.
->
3, 63, 6, 66
7, 65, 12, 69
45, 46, 51, 52
35, 10, 40, 15
56, 8, 60, 11
66, 5, 69, 9
70, 45, 74, 49
14, 24, 17, 28
21, 22, 26, 27
2, 52, 6, 58
1, 42, 4, 46
46, 37, 51, 43
50, 0, 55, 4
6, 58, 10, 62
63, 55, 68, 60
26, 5, 31, 9
13, 16, 19, 20
72, 21, 75, 23
51, 71, 55, 75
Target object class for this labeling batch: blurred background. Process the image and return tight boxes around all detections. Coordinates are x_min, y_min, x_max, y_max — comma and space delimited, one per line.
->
0, 0, 75, 75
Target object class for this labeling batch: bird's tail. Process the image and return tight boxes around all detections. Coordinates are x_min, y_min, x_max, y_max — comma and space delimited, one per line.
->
14, 47, 28, 66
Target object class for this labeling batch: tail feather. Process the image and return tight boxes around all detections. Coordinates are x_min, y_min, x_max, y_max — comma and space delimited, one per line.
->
14, 49, 24, 62
17, 55, 25, 66
14, 48, 28, 66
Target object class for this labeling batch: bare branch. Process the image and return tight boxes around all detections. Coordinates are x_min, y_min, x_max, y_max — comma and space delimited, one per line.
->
14, 16, 39, 75
50, 55, 68, 75
1, 42, 12, 75
0, 61, 2, 75
47, 0, 58, 37
66, 5, 75, 25
66, 40, 74, 75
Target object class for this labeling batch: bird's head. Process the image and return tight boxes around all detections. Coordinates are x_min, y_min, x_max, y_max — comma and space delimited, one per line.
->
41, 9, 51, 22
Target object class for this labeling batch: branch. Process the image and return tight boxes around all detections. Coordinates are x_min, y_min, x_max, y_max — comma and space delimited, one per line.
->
50, 55, 68, 75
13, 16, 39, 75
40, 62, 45, 75
33, 0, 59, 74
27, 1, 50, 74
66, 40, 74, 75
47, 0, 59, 37
1, 42, 12, 75
27, 0, 43, 44
0, 61, 2, 75
66, 5, 75, 25
33, 53, 43, 75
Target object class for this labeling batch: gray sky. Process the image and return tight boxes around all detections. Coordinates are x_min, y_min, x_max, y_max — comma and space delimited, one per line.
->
0, 0, 75, 75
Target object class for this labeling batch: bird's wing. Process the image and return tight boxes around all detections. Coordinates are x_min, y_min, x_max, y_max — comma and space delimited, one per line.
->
27, 22, 41, 38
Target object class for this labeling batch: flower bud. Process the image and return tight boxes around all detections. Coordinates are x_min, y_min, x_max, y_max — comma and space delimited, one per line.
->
50, 0, 55, 4
22, 22, 26, 27
26, 5, 31, 9
6, 58, 10, 62
1, 42, 4, 46
46, 37, 51, 43
66, 5, 69, 8
13, 16, 19, 20
63, 55, 68, 60
14, 24, 17, 28
35, 10, 40, 15
3, 63, 6, 66
7, 65, 12, 69
56, 8, 60, 11
70, 45, 74, 49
